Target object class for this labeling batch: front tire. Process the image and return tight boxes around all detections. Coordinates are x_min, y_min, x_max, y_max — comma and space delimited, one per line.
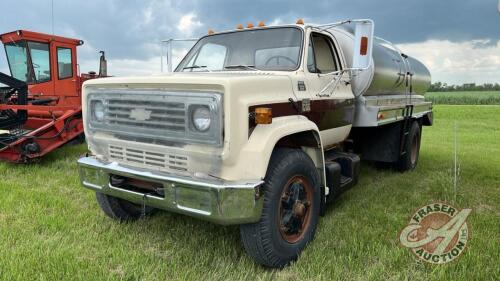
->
240, 148, 321, 268
96, 192, 155, 222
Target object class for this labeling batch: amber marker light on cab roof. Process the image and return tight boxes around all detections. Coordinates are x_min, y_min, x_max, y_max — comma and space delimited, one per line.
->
258, 21, 265, 27
247, 23, 254, 28
296, 18, 304, 25
208, 29, 215, 35
236, 24, 244, 30
255, 108, 272, 124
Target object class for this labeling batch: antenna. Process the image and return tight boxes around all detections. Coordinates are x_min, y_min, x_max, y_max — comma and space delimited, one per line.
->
51, 0, 54, 34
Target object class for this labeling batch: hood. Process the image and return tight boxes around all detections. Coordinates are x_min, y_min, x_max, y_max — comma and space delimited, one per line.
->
83, 71, 292, 89
82, 71, 297, 108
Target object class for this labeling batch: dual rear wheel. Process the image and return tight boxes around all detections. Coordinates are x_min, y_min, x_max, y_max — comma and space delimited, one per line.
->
396, 120, 422, 171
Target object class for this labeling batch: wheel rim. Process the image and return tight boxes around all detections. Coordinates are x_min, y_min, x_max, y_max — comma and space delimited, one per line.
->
411, 133, 419, 165
278, 175, 313, 244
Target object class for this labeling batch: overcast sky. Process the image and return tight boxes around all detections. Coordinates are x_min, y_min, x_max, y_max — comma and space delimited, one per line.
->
1, 0, 499, 85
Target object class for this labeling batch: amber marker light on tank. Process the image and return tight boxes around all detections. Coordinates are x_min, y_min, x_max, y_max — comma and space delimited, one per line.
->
255, 108, 273, 124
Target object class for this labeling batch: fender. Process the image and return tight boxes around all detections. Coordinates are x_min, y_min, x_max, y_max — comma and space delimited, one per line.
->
220, 115, 327, 192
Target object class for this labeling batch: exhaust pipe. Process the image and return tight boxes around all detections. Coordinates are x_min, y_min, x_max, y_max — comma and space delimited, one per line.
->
98, 51, 107, 77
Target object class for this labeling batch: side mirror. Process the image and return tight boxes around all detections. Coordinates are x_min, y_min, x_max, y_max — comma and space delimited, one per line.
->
161, 38, 197, 72
352, 20, 374, 70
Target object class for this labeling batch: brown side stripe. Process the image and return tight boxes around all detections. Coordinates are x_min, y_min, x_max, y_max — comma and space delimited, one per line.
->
249, 98, 355, 131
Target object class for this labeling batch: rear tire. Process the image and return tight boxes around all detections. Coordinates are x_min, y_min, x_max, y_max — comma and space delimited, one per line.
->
396, 121, 421, 172
96, 192, 155, 222
239, 148, 321, 268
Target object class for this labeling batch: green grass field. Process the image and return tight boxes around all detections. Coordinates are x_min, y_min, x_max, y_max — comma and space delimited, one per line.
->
425, 91, 500, 105
0, 105, 499, 280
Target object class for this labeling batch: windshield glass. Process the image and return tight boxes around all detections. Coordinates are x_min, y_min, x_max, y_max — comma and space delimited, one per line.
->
28, 42, 51, 83
176, 27, 303, 72
4, 40, 51, 83
5, 41, 34, 83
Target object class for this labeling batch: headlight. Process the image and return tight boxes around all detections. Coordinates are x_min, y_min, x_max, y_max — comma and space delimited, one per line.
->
191, 105, 211, 132
92, 100, 105, 122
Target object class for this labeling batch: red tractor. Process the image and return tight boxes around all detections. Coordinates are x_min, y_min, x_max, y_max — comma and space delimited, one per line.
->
0, 30, 106, 163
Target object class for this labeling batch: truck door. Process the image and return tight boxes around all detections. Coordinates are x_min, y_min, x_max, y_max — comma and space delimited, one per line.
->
304, 31, 354, 145
305, 32, 351, 99
52, 42, 79, 99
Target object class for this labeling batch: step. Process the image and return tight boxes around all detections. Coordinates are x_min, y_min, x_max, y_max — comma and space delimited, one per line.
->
324, 151, 360, 202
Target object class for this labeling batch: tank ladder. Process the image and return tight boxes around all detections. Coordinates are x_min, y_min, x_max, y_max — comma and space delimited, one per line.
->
399, 53, 415, 157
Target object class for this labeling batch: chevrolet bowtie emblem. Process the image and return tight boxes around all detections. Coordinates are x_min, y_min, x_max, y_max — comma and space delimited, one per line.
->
129, 108, 152, 121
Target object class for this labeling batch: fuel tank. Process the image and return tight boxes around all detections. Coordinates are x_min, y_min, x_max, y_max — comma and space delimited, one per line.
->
330, 27, 431, 96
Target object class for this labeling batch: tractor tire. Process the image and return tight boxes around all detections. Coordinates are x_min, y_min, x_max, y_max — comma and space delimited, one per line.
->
96, 192, 155, 222
239, 148, 321, 268
396, 120, 421, 172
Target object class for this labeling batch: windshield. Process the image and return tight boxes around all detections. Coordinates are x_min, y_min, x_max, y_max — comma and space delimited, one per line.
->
4, 40, 51, 83
176, 27, 303, 72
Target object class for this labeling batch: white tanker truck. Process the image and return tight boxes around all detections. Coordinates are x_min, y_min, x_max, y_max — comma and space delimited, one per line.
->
78, 19, 432, 267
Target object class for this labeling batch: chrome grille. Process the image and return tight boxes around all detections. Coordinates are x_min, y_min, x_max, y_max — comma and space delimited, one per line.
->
87, 89, 223, 146
106, 99, 186, 132
108, 145, 188, 172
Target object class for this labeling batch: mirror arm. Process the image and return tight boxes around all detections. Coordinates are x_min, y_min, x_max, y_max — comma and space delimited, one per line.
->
316, 66, 371, 98
317, 69, 347, 97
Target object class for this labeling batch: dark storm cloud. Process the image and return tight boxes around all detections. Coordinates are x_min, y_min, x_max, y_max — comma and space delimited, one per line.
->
192, 0, 499, 43
0, 0, 499, 70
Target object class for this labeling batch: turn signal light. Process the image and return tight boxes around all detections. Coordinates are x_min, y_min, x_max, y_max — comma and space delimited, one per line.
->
377, 112, 385, 120
255, 108, 272, 124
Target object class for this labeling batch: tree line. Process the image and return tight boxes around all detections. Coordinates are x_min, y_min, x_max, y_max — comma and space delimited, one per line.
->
429, 82, 500, 92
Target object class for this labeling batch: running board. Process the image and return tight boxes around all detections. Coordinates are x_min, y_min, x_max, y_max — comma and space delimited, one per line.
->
324, 151, 360, 202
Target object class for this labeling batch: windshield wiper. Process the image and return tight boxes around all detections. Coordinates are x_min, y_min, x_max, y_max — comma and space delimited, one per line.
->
224, 64, 258, 71
182, 65, 209, 71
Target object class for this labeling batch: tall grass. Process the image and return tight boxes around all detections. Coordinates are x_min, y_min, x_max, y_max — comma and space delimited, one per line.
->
0, 105, 499, 280
425, 91, 500, 105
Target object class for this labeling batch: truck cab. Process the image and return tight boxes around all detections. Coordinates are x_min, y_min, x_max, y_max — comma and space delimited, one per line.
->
78, 19, 432, 268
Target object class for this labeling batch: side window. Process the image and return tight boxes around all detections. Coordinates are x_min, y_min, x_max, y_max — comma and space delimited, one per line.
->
307, 39, 316, 72
186, 43, 227, 71
27, 42, 51, 83
57, 47, 73, 79
309, 34, 339, 73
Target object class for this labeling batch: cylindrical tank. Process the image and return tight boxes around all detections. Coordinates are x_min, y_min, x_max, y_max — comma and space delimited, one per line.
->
331, 27, 431, 96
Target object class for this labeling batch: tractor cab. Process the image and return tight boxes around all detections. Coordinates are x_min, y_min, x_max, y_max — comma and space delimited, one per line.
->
1, 30, 85, 104
0, 30, 107, 163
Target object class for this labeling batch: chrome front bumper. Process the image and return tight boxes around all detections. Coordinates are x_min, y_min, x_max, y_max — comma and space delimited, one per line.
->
77, 157, 264, 225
